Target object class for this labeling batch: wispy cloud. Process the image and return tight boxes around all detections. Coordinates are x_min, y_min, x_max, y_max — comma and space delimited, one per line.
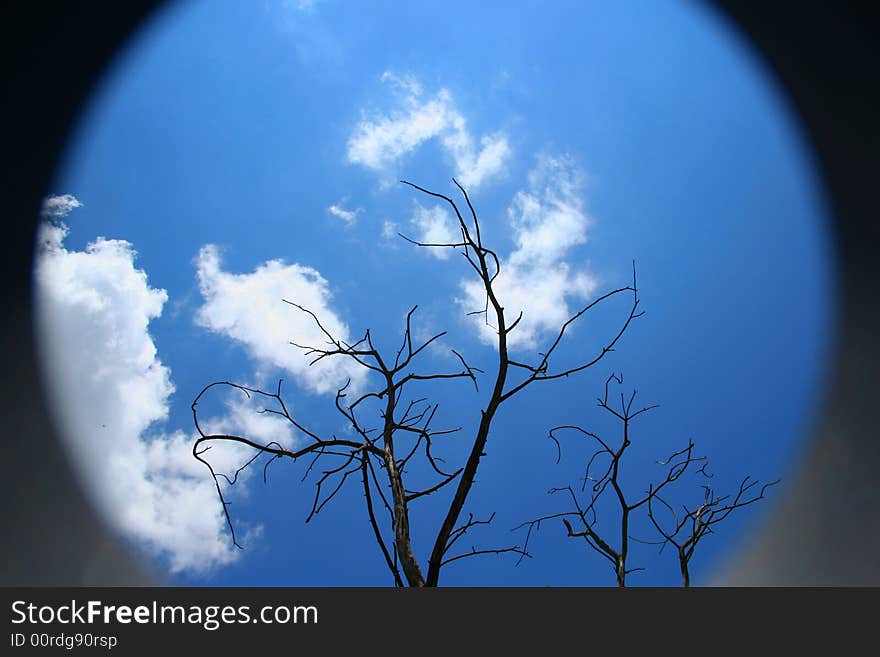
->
458, 155, 598, 349
195, 245, 367, 395
381, 220, 398, 240
283, 0, 320, 13
327, 202, 362, 224
40, 193, 82, 219
274, 0, 342, 70
346, 72, 511, 188
33, 207, 245, 574
408, 204, 457, 260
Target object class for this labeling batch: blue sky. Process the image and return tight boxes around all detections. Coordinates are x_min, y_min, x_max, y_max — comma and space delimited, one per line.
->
33, 0, 835, 586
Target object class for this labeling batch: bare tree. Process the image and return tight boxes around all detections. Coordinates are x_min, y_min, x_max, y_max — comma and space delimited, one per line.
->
192, 179, 641, 586
515, 373, 704, 586
647, 472, 780, 587
515, 373, 778, 586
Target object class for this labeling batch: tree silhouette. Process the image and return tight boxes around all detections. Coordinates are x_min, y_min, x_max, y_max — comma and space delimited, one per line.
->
516, 373, 779, 586
646, 470, 780, 587
192, 180, 641, 586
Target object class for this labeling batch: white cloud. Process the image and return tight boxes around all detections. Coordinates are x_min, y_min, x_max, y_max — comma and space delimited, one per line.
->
284, 0, 319, 12
508, 155, 591, 266
33, 214, 243, 574
195, 245, 367, 395
381, 220, 398, 240
379, 71, 422, 97
347, 89, 450, 170
206, 392, 297, 447
457, 155, 598, 349
442, 127, 511, 189
145, 393, 296, 484
346, 72, 511, 188
40, 193, 82, 219
409, 204, 458, 259
327, 202, 361, 224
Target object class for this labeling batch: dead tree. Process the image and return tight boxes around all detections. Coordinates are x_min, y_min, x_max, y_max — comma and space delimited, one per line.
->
515, 373, 778, 586
515, 373, 704, 586
192, 179, 642, 586
647, 472, 780, 587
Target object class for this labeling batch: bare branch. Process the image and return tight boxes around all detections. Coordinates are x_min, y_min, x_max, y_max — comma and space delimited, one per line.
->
440, 545, 530, 568
405, 468, 463, 502
511, 511, 582, 566
442, 511, 511, 562
361, 456, 404, 587
397, 232, 468, 250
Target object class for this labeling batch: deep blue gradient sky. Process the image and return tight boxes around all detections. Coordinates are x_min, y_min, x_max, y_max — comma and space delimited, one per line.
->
39, 0, 835, 586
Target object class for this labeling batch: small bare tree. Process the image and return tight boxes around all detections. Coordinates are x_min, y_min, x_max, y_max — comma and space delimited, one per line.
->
192, 180, 641, 586
516, 373, 779, 587
647, 472, 780, 587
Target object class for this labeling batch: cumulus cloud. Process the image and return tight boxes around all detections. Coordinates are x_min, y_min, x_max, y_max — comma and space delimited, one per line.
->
346, 72, 511, 189
195, 245, 367, 395
33, 212, 249, 574
40, 193, 82, 219
327, 202, 361, 224
457, 155, 598, 349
